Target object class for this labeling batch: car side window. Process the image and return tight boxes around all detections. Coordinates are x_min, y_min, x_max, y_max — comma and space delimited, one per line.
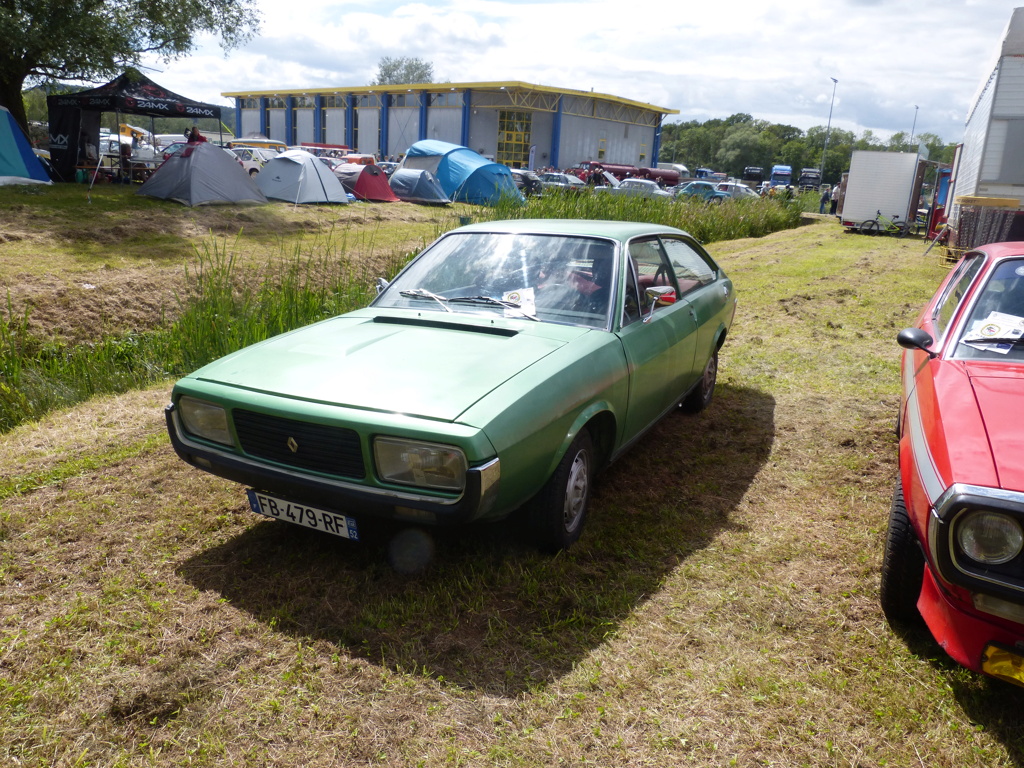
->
622, 259, 642, 326
628, 238, 674, 314
660, 237, 717, 296
934, 254, 985, 337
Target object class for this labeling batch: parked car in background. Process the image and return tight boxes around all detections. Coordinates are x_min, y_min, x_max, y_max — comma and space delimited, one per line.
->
539, 172, 587, 192
715, 182, 760, 200
674, 181, 730, 204
230, 146, 277, 175
601, 178, 672, 200
378, 161, 399, 177
166, 219, 736, 553
161, 142, 189, 161
883, 242, 1024, 688
510, 169, 543, 197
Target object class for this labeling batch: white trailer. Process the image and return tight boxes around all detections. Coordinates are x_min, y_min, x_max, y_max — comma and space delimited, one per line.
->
838, 150, 924, 231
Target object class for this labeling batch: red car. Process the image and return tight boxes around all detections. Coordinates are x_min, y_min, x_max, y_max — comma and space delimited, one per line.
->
884, 241, 1024, 687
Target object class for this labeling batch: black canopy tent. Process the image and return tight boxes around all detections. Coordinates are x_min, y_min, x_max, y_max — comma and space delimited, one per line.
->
46, 70, 224, 182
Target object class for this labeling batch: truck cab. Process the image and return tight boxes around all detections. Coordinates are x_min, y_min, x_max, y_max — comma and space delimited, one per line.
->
769, 165, 792, 187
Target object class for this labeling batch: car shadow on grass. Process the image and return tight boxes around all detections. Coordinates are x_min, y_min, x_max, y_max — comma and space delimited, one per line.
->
177, 384, 775, 696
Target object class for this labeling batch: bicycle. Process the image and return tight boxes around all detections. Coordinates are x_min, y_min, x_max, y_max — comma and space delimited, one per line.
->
858, 210, 916, 238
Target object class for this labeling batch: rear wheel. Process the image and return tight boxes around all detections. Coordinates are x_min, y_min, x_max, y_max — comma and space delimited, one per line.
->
529, 430, 594, 553
681, 349, 718, 413
880, 481, 926, 626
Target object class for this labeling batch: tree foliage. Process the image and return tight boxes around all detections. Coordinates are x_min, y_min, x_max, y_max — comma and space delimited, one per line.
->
370, 57, 434, 86
0, 0, 262, 130
659, 113, 957, 185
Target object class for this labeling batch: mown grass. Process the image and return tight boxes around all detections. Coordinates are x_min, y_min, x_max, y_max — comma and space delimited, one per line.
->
8, 221, 1019, 768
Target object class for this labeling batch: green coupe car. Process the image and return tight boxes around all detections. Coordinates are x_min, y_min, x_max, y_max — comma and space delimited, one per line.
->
166, 219, 736, 551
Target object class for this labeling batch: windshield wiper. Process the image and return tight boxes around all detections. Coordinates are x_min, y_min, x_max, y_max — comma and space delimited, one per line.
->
447, 295, 539, 320
399, 288, 452, 312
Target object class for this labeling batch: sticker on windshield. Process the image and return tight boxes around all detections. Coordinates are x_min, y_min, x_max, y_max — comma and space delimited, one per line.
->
503, 287, 536, 318
962, 311, 1024, 354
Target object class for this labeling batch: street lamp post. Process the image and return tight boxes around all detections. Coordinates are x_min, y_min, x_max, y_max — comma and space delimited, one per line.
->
820, 77, 838, 182
910, 105, 919, 145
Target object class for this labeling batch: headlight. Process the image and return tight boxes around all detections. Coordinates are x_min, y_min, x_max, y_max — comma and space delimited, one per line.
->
957, 511, 1024, 565
374, 437, 467, 492
178, 396, 232, 446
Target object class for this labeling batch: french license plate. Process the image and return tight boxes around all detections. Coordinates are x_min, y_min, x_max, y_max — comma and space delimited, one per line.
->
246, 490, 359, 541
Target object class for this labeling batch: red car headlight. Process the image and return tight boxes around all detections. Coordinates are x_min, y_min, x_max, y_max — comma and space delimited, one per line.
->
957, 510, 1024, 565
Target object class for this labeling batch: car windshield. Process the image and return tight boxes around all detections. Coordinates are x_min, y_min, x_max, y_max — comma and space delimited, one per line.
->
955, 257, 1024, 361
374, 232, 617, 330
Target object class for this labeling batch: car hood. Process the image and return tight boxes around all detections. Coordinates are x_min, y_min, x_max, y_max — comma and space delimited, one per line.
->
189, 310, 589, 422
969, 365, 1024, 491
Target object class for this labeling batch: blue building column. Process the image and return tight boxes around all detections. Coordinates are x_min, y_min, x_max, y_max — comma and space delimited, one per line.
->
314, 95, 324, 144
259, 97, 268, 138
233, 98, 242, 138
285, 96, 295, 145
380, 94, 389, 159
419, 92, 429, 142
460, 89, 472, 147
551, 97, 563, 169
651, 117, 663, 166
346, 95, 356, 150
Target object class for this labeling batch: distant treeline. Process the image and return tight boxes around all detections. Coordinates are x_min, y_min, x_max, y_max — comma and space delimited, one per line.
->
659, 113, 956, 186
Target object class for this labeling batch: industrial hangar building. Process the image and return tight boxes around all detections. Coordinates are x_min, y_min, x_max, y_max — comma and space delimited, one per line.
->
221, 81, 678, 170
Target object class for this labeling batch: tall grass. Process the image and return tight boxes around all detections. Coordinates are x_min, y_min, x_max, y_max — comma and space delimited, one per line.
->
483, 188, 803, 242
0, 231, 410, 434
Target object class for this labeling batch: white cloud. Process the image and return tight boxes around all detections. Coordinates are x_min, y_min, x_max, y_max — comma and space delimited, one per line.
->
134, 0, 1023, 142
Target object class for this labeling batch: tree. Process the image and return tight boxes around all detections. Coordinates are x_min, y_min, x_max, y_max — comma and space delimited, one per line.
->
370, 57, 435, 86
0, 0, 261, 131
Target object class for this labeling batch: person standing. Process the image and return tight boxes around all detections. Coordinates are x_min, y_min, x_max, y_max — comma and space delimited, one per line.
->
819, 185, 832, 214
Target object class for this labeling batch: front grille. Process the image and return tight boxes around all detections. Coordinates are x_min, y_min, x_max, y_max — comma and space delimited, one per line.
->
233, 409, 365, 479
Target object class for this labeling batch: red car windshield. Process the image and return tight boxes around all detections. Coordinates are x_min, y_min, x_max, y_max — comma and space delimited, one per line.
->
954, 257, 1024, 361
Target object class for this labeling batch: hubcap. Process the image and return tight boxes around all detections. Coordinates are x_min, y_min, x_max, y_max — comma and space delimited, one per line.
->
563, 449, 589, 533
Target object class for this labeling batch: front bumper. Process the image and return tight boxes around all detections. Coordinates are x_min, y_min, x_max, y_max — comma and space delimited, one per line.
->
165, 404, 500, 526
918, 565, 1024, 687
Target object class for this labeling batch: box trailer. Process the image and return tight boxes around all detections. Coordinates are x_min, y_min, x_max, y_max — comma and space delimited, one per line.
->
839, 151, 924, 231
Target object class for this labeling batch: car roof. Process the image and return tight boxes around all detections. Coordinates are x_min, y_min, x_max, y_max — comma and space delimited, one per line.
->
452, 218, 691, 241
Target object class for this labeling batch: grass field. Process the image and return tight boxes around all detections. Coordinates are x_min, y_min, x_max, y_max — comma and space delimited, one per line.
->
3, 208, 1024, 767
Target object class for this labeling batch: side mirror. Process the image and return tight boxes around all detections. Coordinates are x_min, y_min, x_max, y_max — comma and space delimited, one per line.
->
643, 285, 677, 323
375, 277, 389, 296
897, 327, 937, 359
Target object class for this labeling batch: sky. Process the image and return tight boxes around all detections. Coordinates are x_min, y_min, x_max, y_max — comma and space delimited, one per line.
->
132, 0, 1023, 146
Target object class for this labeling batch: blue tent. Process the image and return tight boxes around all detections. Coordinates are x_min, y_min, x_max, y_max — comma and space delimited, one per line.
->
402, 140, 523, 206
1, 107, 50, 185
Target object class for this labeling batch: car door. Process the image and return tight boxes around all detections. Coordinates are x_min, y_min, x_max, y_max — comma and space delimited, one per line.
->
615, 237, 698, 442
659, 235, 734, 388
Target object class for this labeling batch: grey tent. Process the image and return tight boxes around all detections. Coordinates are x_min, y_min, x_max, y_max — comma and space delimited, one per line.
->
136, 142, 267, 206
388, 168, 450, 205
256, 150, 348, 204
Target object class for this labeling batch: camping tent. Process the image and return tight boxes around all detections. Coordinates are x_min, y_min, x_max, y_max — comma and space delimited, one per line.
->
401, 140, 523, 205
256, 150, 349, 204
46, 69, 224, 182
388, 168, 450, 204
1, 106, 51, 185
136, 142, 267, 206
332, 163, 399, 202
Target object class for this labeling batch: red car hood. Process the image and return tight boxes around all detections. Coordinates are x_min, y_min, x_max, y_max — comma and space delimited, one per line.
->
969, 365, 1024, 492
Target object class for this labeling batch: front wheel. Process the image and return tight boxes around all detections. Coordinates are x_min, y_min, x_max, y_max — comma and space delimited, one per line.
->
859, 220, 880, 236
879, 480, 925, 626
681, 349, 718, 413
529, 430, 594, 553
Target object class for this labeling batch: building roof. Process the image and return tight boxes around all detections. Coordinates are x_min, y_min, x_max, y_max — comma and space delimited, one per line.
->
222, 80, 678, 116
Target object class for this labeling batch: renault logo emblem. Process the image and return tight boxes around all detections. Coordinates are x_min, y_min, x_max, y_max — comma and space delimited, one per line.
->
287, 437, 299, 453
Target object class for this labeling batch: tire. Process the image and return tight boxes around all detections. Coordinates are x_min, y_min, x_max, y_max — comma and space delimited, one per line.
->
529, 430, 594, 553
249, 168, 259, 176
897, 221, 915, 238
879, 481, 926, 626
859, 220, 880, 236
681, 348, 718, 413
